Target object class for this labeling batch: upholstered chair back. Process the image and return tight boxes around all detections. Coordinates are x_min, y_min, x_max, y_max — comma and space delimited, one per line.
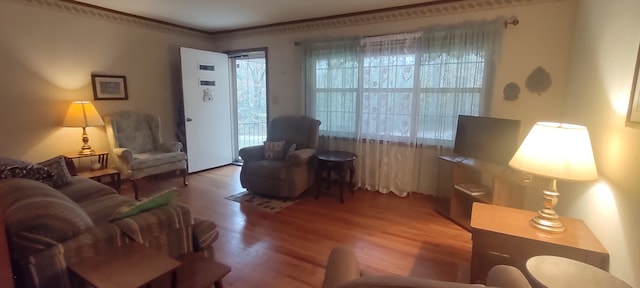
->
105, 111, 161, 154
267, 115, 320, 150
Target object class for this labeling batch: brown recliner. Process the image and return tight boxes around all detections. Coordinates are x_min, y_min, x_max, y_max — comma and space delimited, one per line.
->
239, 115, 321, 198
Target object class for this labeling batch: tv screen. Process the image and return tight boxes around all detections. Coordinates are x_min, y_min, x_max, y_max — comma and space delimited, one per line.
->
453, 115, 521, 166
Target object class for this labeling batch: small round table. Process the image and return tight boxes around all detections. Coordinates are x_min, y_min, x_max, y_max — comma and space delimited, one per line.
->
315, 151, 357, 203
526, 255, 632, 288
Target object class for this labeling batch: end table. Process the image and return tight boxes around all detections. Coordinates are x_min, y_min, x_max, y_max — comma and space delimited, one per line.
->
64, 151, 121, 192
315, 151, 357, 203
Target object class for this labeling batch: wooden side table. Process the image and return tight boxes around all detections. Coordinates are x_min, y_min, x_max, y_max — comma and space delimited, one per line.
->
315, 151, 357, 203
469, 202, 608, 284
68, 242, 180, 288
65, 151, 121, 192
176, 252, 231, 288
526, 255, 631, 288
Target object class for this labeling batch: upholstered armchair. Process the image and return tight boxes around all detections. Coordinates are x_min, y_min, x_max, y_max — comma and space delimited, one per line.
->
239, 115, 321, 198
104, 111, 187, 199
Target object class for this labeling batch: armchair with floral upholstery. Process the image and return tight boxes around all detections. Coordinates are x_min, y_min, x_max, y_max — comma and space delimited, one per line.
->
104, 111, 187, 199
239, 115, 321, 198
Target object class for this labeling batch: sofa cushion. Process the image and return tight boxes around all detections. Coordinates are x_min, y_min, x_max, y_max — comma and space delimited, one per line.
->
38, 155, 73, 188
0, 157, 54, 185
129, 151, 186, 169
58, 176, 119, 203
0, 178, 93, 259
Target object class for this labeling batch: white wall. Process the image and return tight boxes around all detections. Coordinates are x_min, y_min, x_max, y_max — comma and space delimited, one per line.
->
0, 0, 215, 162
560, 0, 640, 286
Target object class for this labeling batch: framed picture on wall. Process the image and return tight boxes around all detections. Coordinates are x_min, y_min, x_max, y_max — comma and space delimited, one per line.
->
627, 45, 640, 123
91, 74, 128, 100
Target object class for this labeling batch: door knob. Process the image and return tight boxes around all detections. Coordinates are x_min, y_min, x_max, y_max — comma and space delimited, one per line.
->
186, 117, 193, 122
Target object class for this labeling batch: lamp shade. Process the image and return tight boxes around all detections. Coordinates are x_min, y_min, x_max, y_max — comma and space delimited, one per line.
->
62, 101, 104, 128
508, 122, 598, 181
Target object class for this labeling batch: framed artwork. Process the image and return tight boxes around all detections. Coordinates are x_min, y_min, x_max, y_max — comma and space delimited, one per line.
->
627, 45, 640, 123
91, 74, 128, 100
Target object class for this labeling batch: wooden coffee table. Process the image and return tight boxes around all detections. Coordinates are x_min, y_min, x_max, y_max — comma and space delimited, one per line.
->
69, 242, 180, 288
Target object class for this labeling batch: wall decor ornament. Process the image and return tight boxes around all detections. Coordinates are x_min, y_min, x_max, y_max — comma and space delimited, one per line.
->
503, 82, 521, 101
91, 74, 128, 100
525, 66, 552, 95
627, 44, 640, 123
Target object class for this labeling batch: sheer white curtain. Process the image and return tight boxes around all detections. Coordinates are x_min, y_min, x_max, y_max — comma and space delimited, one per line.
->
304, 21, 503, 197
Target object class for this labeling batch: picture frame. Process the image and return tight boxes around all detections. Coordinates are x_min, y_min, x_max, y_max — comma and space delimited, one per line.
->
627, 45, 640, 123
91, 74, 128, 100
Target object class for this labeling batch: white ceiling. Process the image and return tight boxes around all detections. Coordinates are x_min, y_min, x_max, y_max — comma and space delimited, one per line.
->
73, 0, 443, 33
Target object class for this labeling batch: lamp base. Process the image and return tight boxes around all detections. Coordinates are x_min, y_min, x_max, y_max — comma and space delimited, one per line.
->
530, 208, 565, 233
78, 127, 95, 155
78, 148, 95, 155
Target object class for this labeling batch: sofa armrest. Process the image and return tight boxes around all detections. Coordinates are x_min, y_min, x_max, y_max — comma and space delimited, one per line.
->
112, 147, 134, 163
322, 246, 362, 288
158, 141, 183, 152
192, 217, 219, 251
239, 145, 265, 162
284, 148, 315, 166
111, 203, 196, 257
486, 265, 531, 288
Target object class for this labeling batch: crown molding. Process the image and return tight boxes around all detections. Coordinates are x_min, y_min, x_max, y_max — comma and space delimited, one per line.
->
10, 0, 563, 41
212, 0, 561, 40
9, 0, 211, 40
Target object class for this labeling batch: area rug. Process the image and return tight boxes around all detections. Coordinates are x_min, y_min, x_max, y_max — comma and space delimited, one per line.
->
224, 190, 297, 212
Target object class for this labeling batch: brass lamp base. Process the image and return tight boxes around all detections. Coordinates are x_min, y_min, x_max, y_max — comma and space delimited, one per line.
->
78, 147, 95, 155
530, 178, 566, 233
530, 208, 565, 233
78, 127, 95, 155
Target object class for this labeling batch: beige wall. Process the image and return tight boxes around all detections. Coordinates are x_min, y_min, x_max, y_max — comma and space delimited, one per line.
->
560, 0, 640, 286
214, 1, 577, 134
0, 0, 215, 162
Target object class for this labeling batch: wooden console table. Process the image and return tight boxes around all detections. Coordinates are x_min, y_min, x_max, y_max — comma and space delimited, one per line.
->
469, 202, 608, 284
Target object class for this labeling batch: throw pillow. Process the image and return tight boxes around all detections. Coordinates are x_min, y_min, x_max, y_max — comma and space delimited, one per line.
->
286, 143, 297, 156
38, 155, 73, 188
111, 189, 178, 220
0, 157, 54, 184
264, 140, 286, 160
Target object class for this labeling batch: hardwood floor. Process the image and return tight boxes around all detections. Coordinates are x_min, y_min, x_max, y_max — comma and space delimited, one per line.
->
120, 165, 472, 288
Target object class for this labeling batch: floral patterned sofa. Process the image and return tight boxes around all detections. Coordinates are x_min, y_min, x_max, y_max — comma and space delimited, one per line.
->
0, 156, 218, 288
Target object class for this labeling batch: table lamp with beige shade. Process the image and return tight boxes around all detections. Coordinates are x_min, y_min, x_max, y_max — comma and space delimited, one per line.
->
62, 101, 104, 155
508, 122, 598, 233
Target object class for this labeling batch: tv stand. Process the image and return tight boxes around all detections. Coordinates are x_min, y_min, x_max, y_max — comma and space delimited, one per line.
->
435, 155, 542, 231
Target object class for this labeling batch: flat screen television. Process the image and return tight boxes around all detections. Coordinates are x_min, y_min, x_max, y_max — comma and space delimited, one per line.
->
453, 115, 521, 167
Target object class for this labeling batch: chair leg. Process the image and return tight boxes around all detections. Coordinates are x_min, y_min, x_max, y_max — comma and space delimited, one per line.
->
132, 179, 139, 200
182, 168, 188, 186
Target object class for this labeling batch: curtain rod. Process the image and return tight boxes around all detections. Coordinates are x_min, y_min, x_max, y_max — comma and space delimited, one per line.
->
504, 17, 519, 28
294, 17, 519, 45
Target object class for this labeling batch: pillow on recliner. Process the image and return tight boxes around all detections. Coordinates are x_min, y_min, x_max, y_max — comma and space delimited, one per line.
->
264, 141, 286, 160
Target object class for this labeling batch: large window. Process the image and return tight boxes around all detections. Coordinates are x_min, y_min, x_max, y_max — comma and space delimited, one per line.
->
306, 27, 495, 144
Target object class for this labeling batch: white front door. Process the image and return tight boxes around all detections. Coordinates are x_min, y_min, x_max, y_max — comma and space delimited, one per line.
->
180, 47, 233, 172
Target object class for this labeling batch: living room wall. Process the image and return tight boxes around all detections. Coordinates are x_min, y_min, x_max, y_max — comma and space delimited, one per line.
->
0, 0, 215, 162
213, 0, 577, 135
559, 0, 640, 286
